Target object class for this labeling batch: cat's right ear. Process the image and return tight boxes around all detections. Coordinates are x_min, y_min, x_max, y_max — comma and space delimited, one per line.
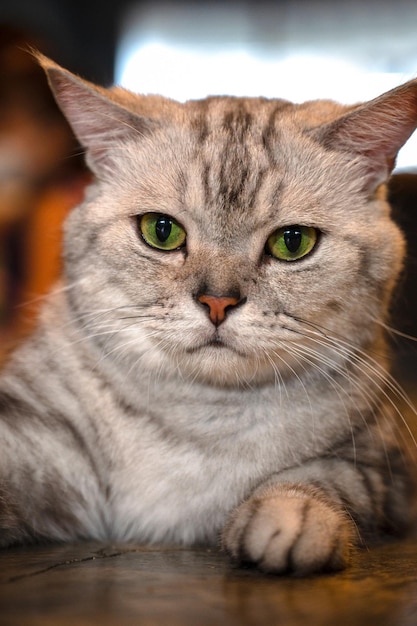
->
311, 78, 417, 191
36, 53, 156, 177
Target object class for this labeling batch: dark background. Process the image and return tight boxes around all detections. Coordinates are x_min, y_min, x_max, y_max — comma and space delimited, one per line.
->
0, 0, 130, 84
1, 0, 417, 376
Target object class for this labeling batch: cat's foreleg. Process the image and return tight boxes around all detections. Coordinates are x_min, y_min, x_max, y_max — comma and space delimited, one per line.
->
222, 441, 411, 575
0, 413, 107, 547
223, 478, 352, 575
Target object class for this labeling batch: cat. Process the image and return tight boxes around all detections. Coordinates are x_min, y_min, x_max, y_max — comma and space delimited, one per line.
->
0, 53, 417, 576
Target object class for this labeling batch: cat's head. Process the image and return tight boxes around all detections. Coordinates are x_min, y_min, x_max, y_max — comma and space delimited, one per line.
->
39, 54, 417, 388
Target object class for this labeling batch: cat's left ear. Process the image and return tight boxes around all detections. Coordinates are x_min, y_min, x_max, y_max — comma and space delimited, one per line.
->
313, 79, 417, 190
36, 53, 157, 178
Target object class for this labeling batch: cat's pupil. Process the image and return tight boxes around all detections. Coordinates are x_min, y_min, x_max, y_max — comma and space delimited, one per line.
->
284, 228, 302, 253
155, 217, 172, 242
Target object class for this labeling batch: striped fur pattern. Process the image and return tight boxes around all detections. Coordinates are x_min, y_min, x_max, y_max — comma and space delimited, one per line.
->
0, 55, 417, 574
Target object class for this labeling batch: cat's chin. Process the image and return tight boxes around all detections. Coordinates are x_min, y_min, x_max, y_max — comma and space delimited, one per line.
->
166, 345, 285, 389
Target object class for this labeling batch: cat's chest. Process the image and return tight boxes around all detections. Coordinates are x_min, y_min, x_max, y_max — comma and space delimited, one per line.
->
107, 419, 276, 543
98, 385, 329, 543
110, 397, 278, 487
78, 365, 357, 543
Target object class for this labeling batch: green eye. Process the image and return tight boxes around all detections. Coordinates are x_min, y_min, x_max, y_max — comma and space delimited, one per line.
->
139, 213, 186, 251
266, 225, 318, 261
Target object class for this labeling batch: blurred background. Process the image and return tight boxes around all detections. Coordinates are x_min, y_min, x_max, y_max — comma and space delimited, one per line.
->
0, 0, 416, 378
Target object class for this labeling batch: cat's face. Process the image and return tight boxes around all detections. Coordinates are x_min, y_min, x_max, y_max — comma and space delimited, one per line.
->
40, 57, 416, 388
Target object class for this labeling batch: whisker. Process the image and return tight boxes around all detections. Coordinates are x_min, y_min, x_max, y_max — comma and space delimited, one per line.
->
375, 319, 417, 343
284, 316, 417, 456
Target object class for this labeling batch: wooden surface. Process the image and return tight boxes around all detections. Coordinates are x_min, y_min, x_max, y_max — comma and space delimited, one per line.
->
1, 539, 417, 625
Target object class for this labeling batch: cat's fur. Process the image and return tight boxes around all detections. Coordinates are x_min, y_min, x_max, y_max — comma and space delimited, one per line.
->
1, 55, 417, 575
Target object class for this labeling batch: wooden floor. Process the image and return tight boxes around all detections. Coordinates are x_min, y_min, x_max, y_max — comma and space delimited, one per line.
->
1, 538, 417, 626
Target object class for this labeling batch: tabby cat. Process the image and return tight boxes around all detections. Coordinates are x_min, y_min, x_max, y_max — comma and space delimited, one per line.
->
1, 54, 417, 575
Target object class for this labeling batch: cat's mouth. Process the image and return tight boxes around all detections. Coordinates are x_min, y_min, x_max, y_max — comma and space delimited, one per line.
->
185, 336, 245, 356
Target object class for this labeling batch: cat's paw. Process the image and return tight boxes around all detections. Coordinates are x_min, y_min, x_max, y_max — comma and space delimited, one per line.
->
223, 483, 353, 575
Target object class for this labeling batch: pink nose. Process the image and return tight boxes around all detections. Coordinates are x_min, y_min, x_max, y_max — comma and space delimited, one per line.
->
197, 294, 240, 326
